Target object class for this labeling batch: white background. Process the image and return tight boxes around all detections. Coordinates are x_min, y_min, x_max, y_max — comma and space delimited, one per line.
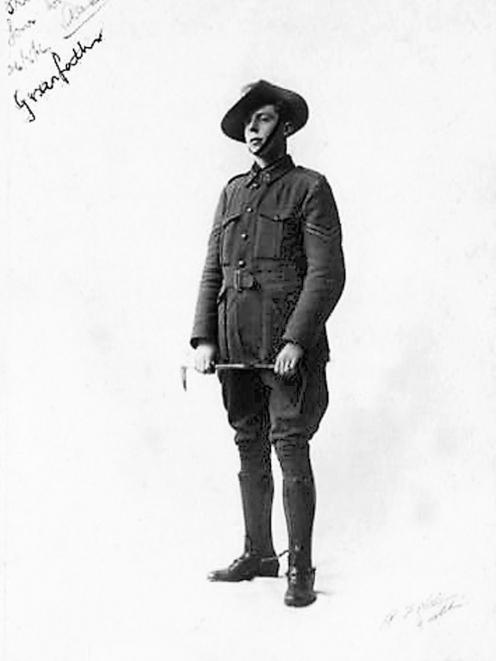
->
2, 1, 496, 659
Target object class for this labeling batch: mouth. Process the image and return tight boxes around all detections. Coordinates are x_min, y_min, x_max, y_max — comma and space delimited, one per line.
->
249, 138, 262, 146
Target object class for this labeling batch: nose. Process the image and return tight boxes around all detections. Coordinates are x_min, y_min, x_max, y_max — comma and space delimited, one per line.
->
246, 116, 259, 133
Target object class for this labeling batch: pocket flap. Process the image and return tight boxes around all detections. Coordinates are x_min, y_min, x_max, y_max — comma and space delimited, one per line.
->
221, 212, 241, 228
259, 205, 299, 222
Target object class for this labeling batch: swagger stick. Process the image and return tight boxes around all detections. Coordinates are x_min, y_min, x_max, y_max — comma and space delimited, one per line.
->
180, 363, 274, 391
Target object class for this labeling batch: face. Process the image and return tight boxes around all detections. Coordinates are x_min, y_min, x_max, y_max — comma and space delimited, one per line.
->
243, 104, 281, 154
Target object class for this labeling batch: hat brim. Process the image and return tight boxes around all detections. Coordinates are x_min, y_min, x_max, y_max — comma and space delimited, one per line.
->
221, 81, 309, 142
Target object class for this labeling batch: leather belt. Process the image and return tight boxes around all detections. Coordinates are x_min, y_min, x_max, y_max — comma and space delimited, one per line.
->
223, 268, 256, 292
222, 265, 302, 293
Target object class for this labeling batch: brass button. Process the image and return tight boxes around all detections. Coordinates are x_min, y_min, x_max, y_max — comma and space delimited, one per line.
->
238, 259, 246, 267
241, 233, 248, 240
246, 207, 253, 213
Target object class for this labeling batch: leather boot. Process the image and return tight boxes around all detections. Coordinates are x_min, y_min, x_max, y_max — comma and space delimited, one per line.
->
207, 552, 279, 582
284, 566, 316, 607
208, 471, 279, 582
282, 474, 317, 606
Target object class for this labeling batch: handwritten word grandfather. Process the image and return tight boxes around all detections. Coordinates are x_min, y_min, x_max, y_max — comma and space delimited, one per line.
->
13, 29, 103, 122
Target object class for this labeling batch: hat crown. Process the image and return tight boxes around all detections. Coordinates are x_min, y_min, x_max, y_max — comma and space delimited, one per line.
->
240, 80, 270, 97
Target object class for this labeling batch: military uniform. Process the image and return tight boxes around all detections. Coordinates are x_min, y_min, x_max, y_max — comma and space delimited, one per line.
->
190, 81, 345, 607
191, 153, 344, 439
192, 155, 343, 363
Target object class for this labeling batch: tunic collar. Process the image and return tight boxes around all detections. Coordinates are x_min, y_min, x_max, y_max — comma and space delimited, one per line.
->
246, 154, 295, 187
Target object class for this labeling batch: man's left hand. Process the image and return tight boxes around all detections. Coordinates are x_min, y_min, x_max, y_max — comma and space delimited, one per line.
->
274, 342, 304, 377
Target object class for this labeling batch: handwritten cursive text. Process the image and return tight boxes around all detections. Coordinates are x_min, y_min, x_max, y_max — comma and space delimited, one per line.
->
383, 592, 465, 628
13, 29, 103, 122
8, 39, 52, 76
6, 0, 33, 16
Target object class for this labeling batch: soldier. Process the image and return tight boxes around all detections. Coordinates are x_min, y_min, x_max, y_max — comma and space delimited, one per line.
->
190, 80, 345, 607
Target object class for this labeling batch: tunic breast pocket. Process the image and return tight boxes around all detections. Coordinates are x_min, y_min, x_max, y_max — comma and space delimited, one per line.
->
220, 213, 241, 265
254, 207, 301, 260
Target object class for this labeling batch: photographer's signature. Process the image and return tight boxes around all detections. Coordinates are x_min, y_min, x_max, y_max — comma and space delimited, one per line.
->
383, 592, 465, 628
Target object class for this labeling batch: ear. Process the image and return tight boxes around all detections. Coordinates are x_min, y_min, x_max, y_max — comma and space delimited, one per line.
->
283, 121, 294, 137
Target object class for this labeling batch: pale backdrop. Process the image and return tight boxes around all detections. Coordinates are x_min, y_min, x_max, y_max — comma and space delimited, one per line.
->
2, 1, 496, 660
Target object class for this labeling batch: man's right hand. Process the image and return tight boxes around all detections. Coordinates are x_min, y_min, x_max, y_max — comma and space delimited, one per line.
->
193, 342, 217, 374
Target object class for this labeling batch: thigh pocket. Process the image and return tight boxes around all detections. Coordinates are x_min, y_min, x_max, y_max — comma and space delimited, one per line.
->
265, 288, 300, 358
217, 285, 228, 359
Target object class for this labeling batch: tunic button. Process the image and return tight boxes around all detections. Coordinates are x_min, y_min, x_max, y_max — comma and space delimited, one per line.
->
241, 233, 248, 240
246, 207, 253, 213
238, 259, 246, 267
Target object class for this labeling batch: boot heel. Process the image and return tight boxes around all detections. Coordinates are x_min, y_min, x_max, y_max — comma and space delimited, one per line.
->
284, 567, 316, 607
259, 557, 279, 577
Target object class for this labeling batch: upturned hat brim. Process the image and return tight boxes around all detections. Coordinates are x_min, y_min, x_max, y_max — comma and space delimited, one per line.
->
221, 80, 309, 142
